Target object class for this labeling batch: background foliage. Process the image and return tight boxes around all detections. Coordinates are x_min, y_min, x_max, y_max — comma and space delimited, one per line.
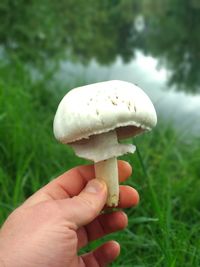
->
1, 0, 200, 91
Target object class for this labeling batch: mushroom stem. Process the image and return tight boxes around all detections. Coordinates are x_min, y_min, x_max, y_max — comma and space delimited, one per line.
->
95, 156, 119, 206
71, 130, 136, 207
92, 130, 119, 207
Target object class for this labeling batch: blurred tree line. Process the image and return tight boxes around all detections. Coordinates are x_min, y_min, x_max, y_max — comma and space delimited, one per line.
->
142, 0, 200, 92
0, 0, 141, 65
0, 0, 200, 92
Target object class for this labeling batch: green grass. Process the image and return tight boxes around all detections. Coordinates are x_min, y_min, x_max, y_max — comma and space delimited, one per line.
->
0, 63, 200, 266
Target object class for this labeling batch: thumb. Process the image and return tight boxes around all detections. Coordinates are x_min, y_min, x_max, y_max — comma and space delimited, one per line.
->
59, 179, 107, 227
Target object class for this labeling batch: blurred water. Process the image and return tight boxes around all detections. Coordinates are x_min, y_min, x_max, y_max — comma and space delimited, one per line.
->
57, 50, 200, 136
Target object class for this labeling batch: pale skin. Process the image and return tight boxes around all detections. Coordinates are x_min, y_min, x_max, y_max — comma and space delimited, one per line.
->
0, 160, 139, 267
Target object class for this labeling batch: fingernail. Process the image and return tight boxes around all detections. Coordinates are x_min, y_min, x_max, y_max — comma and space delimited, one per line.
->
84, 179, 105, 193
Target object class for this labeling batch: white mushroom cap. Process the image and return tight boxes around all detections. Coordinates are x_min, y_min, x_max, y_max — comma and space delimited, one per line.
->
53, 80, 157, 144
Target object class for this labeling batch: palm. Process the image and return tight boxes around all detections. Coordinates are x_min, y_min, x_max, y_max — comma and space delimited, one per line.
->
20, 161, 139, 266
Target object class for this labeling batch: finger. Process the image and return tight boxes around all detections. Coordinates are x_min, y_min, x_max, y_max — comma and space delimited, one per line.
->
118, 160, 132, 182
52, 160, 131, 197
81, 241, 120, 267
58, 179, 107, 227
23, 160, 132, 207
77, 186, 139, 248
118, 185, 139, 208
77, 211, 127, 249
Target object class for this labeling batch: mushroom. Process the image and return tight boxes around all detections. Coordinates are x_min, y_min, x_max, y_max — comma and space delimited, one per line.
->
53, 80, 157, 207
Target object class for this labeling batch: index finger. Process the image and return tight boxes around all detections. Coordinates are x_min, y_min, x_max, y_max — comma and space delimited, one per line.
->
23, 160, 132, 207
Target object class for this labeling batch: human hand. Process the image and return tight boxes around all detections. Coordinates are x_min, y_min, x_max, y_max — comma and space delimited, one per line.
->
0, 161, 139, 267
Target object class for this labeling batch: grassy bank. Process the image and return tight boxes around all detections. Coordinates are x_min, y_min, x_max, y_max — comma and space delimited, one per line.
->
0, 63, 200, 266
